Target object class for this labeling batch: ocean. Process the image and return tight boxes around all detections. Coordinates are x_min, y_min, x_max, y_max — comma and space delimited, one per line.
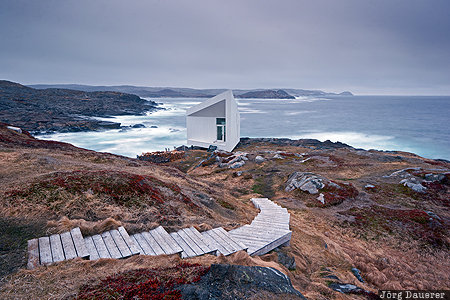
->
38, 95, 450, 160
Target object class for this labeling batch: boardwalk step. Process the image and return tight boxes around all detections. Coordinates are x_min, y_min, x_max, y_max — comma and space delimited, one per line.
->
130, 226, 182, 256
202, 227, 247, 256
27, 227, 90, 269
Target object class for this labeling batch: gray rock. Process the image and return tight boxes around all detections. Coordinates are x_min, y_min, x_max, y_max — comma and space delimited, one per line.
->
229, 160, 245, 169
285, 172, 325, 194
399, 178, 427, 193
273, 153, 284, 159
424, 173, 446, 182
351, 267, 364, 283
255, 155, 265, 163
364, 184, 375, 189
150, 125, 158, 128
177, 264, 306, 300
275, 249, 296, 270
425, 211, 441, 220
329, 283, 363, 294
131, 123, 146, 128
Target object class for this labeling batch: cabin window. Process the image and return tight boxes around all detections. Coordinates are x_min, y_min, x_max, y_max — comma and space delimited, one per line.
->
216, 118, 226, 141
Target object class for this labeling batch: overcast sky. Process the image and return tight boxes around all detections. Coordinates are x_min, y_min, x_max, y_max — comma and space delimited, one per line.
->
1, 0, 449, 95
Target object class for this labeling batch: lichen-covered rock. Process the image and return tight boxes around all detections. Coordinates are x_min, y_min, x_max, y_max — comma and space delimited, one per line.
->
285, 172, 325, 194
177, 264, 306, 300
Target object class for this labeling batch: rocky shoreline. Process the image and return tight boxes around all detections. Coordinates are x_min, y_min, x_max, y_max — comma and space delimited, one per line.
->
0, 80, 159, 134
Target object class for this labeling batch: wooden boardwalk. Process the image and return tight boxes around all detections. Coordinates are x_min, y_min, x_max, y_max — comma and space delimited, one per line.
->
27, 198, 291, 268
229, 198, 292, 256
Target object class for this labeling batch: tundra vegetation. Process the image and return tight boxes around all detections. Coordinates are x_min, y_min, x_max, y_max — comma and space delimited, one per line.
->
0, 125, 448, 299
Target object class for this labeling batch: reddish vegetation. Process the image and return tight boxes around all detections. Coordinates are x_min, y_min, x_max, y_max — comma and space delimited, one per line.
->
77, 262, 210, 300
345, 206, 448, 248
7, 170, 196, 208
314, 181, 358, 207
138, 150, 185, 163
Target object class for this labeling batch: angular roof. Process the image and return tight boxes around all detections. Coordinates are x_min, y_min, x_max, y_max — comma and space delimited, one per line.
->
186, 90, 234, 116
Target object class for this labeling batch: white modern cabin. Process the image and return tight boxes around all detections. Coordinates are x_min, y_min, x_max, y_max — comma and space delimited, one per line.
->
186, 90, 240, 152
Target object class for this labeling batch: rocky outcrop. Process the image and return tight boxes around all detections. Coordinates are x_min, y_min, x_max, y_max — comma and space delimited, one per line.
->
400, 177, 427, 193
285, 172, 326, 194
0, 80, 159, 133
218, 151, 248, 169
285, 172, 358, 206
177, 264, 306, 300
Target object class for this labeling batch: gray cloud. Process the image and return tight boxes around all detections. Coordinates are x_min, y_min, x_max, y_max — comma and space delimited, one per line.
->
1, 0, 449, 94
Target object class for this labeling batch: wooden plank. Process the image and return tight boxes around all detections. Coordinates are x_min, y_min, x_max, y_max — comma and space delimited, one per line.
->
92, 234, 111, 259
132, 233, 155, 255
49, 234, 65, 263
228, 233, 276, 244
176, 229, 204, 256
202, 231, 229, 256
170, 232, 196, 258
250, 232, 292, 256
231, 230, 288, 243
101, 231, 122, 259
60, 231, 77, 260
38, 237, 52, 265
148, 228, 174, 255
84, 236, 99, 261
188, 227, 218, 253
235, 225, 291, 235
118, 226, 140, 255
155, 226, 183, 253
182, 228, 212, 253
70, 227, 89, 259
251, 220, 289, 228
212, 228, 240, 252
215, 227, 247, 250
27, 238, 40, 269
130, 235, 145, 255
207, 229, 234, 254
142, 231, 165, 255
110, 229, 132, 258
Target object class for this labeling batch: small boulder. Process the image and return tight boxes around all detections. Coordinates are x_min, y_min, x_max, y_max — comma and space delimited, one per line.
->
317, 193, 325, 204
424, 173, 446, 182
273, 153, 284, 159
229, 160, 245, 169
329, 283, 363, 294
285, 172, 325, 194
275, 248, 296, 270
132, 123, 146, 128
351, 267, 364, 283
255, 155, 265, 163
399, 178, 427, 193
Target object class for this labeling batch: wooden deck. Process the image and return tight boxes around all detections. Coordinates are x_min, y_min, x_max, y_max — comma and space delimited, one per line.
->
229, 198, 292, 256
27, 198, 291, 268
